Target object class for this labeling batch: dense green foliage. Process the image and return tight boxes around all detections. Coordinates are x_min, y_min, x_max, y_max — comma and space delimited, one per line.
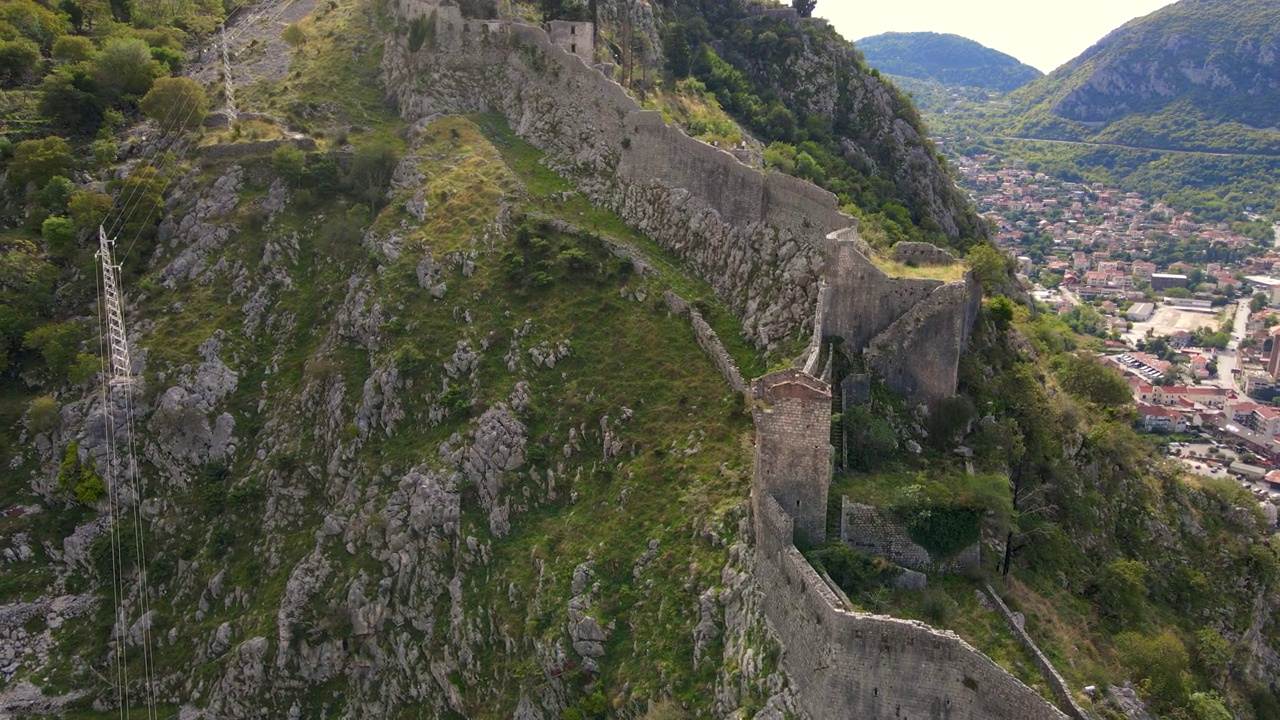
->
854, 32, 1042, 92
658, 0, 986, 248
806, 543, 901, 595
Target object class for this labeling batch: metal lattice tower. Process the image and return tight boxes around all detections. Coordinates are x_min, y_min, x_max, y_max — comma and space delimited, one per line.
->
221, 24, 237, 121
98, 226, 134, 386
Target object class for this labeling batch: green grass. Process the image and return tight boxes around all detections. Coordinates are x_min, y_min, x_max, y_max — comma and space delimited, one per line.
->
869, 254, 969, 282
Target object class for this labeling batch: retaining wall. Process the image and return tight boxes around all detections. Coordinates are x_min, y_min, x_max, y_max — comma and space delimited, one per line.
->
662, 291, 747, 395
754, 494, 1067, 720
839, 500, 980, 575
984, 585, 1092, 720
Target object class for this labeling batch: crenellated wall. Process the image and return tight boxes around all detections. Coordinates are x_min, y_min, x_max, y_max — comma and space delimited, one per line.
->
751, 368, 1068, 720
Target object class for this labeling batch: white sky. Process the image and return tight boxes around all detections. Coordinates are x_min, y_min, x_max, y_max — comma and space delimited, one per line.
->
819, 0, 1179, 73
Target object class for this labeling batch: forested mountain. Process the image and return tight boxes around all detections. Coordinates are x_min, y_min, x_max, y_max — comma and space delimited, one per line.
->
1011, 0, 1279, 127
923, 0, 1280, 223
854, 31, 1042, 92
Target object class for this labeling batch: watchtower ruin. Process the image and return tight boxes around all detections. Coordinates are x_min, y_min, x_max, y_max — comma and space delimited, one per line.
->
751, 369, 832, 547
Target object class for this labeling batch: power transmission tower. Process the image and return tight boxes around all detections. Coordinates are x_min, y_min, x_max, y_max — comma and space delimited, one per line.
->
98, 226, 134, 386
221, 24, 237, 121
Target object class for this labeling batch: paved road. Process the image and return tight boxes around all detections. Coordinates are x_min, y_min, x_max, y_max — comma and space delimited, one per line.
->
1208, 301, 1251, 392
989, 135, 1280, 159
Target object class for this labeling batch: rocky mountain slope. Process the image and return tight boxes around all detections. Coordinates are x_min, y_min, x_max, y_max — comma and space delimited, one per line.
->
854, 32, 1042, 92
2, 0, 1279, 717
1005, 0, 1280, 151
661, 0, 988, 244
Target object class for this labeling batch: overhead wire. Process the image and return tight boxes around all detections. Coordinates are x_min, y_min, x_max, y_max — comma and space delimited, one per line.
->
92, 0, 309, 714
105, 0, 298, 255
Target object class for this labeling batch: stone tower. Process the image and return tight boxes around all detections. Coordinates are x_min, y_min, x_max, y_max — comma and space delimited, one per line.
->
751, 369, 832, 546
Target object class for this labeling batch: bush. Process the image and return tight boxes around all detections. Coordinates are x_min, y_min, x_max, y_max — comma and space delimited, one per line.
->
66, 190, 112, 232
272, 144, 308, 187
0, 0, 68, 48
41, 216, 79, 260
38, 63, 106, 136
139, 77, 208, 133
23, 320, 82, 379
807, 543, 901, 596
27, 395, 61, 433
0, 38, 40, 87
92, 37, 162, 100
1116, 630, 1189, 710
1091, 558, 1150, 623
51, 34, 95, 63
8, 136, 74, 189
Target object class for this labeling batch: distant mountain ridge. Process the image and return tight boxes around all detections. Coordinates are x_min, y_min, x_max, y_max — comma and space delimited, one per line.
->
1010, 0, 1280, 130
854, 32, 1042, 92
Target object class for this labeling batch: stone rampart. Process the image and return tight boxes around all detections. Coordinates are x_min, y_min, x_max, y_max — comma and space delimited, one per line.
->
383, 14, 849, 350
820, 229, 939, 351
384, 11, 978, 400
893, 241, 958, 267
865, 278, 981, 405
839, 500, 980, 575
822, 228, 980, 404
754, 494, 1067, 720
662, 291, 747, 394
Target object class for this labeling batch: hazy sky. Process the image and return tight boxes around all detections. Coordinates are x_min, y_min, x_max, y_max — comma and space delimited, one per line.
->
820, 0, 1178, 73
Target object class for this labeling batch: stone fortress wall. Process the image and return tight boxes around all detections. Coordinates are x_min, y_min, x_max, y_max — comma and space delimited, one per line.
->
820, 228, 981, 404
840, 500, 980, 575
381, 0, 977, 405
751, 370, 1067, 720
379, 10, 1070, 717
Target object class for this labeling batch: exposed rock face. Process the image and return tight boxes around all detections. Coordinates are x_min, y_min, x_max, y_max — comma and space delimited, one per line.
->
383, 13, 849, 351
721, 16, 984, 241
1015, 0, 1280, 126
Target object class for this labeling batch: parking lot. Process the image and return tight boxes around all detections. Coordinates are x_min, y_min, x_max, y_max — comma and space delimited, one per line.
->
1125, 305, 1226, 343
1168, 440, 1280, 499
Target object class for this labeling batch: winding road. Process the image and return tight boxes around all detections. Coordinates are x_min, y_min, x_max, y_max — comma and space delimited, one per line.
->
989, 135, 1280, 159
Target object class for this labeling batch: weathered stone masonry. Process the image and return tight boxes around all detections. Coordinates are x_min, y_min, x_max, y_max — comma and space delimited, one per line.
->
840, 500, 980, 575
380, 11, 1066, 717
383, 7, 980, 403
752, 369, 1067, 719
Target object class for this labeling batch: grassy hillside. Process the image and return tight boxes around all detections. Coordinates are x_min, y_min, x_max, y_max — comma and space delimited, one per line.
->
0, 1, 782, 715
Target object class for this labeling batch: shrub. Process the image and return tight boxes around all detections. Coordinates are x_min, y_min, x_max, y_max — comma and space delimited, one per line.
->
68, 190, 113, 231
139, 77, 208, 133
23, 320, 82, 379
272, 144, 308, 187
8, 136, 74, 189
1116, 630, 1190, 710
41, 216, 79, 260
807, 543, 901, 596
1092, 558, 1150, 623
38, 63, 106, 136
92, 37, 162, 100
51, 34, 95, 63
27, 395, 61, 433
0, 38, 40, 87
